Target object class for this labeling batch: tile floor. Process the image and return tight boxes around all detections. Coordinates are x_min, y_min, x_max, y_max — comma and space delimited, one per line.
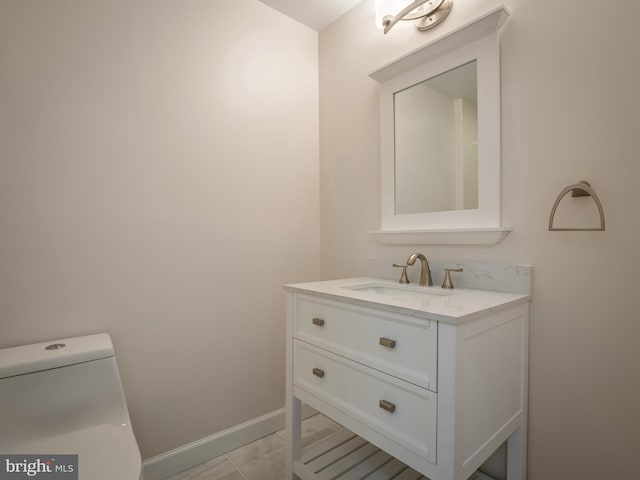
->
165, 414, 343, 480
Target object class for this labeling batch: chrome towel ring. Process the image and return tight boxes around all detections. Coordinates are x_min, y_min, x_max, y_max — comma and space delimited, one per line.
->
548, 181, 605, 231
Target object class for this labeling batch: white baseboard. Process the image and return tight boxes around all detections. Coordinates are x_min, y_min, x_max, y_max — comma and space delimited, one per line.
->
142, 404, 317, 480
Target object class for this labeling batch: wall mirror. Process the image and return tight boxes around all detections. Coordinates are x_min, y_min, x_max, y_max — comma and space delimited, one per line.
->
370, 7, 511, 245
394, 60, 478, 215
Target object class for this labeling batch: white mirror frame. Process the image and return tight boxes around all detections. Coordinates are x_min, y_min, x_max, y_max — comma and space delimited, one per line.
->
370, 7, 511, 245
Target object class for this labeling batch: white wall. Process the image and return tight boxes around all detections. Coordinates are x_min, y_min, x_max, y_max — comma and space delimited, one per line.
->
319, 1, 640, 479
0, 0, 320, 459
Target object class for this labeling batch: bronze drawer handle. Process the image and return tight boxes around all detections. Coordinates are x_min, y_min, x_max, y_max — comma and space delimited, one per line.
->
312, 318, 325, 327
379, 400, 396, 413
312, 368, 325, 378
379, 337, 396, 349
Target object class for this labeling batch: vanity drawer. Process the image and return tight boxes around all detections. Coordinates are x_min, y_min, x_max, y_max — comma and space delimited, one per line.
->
294, 295, 437, 391
293, 340, 437, 464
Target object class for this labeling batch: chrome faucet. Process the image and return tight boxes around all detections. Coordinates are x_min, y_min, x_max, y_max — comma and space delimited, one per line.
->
406, 253, 433, 286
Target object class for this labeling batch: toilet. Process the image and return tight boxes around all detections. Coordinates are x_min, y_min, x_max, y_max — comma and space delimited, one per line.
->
0, 334, 143, 479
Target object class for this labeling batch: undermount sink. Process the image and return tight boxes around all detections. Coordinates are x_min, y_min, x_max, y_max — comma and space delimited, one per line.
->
343, 283, 451, 300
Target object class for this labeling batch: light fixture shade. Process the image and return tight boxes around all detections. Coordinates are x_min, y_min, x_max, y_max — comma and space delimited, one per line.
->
375, 0, 409, 29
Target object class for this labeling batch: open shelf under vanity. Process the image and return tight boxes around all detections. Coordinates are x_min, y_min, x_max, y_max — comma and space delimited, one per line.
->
296, 427, 494, 480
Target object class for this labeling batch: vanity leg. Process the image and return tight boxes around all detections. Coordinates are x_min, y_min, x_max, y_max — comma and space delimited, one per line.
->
285, 396, 302, 480
285, 291, 301, 479
284, 292, 302, 480
506, 426, 526, 480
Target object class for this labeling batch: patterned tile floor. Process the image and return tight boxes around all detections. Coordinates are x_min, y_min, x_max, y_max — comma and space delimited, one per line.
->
165, 414, 343, 480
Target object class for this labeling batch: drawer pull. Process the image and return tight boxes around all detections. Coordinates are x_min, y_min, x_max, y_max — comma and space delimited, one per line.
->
379, 400, 396, 413
312, 318, 325, 327
379, 337, 396, 349
312, 368, 325, 378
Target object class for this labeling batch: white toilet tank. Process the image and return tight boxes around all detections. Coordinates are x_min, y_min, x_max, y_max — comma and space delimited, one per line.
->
0, 334, 142, 479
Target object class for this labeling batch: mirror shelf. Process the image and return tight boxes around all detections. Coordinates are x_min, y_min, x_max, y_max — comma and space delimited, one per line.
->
370, 6, 510, 246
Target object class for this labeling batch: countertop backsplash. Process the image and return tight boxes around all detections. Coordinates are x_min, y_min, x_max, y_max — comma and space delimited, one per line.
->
368, 257, 532, 295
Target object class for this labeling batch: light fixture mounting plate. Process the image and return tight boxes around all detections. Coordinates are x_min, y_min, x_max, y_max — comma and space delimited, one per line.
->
414, 0, 453, 31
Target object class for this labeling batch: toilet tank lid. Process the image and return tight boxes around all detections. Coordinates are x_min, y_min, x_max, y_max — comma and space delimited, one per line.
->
0, 334, 115, 379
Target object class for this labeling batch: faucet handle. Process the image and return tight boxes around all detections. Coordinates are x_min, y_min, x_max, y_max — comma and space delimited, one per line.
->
392, 264, 410, 284
441, 268, 463, 289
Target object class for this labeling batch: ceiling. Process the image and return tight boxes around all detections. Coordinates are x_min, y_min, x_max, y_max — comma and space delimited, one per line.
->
258, 0, 364, 31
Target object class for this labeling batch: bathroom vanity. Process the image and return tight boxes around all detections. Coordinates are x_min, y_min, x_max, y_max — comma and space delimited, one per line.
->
285, 277, 530, 480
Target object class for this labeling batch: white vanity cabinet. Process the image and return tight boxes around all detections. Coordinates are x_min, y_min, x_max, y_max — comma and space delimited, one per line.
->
285, 279, 529, 480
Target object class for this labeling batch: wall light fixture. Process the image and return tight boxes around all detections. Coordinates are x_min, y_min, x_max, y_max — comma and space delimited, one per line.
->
376, 0, 453, 34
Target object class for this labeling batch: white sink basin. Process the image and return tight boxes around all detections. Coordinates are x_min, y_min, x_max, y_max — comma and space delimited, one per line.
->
343, 283, 451, 301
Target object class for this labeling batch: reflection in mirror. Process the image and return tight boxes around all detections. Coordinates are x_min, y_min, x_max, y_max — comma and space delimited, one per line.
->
394, 60, 477, 215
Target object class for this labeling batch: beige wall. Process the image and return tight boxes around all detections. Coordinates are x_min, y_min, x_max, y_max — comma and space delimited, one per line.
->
319, 1, 640, 479
0, 0, 319, 459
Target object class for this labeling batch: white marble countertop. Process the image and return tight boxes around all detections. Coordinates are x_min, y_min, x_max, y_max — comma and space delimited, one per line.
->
285, 277, 530, 324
